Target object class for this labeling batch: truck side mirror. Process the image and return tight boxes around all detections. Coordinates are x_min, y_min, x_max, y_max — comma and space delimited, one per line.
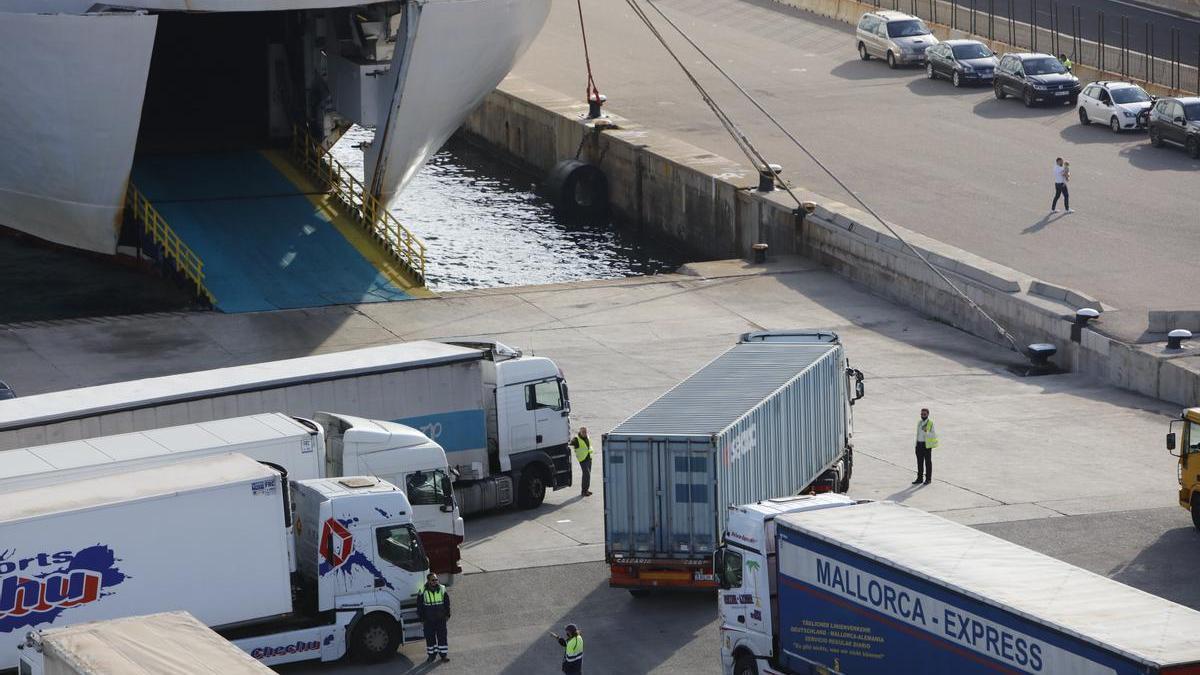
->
1167, 432, 1177, 452
714, 548, 729, 590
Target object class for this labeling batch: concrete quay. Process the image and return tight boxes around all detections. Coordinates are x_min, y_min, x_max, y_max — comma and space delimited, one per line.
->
508, 0, 1200, 346
21, 258, 1167, 673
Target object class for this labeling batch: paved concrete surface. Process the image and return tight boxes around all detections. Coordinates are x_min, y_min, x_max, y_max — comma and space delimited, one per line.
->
511, 0, 1200, 340
2, 258, 1188, 672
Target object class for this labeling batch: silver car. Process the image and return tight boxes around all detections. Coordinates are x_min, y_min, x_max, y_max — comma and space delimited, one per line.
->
856, 10, 939, 69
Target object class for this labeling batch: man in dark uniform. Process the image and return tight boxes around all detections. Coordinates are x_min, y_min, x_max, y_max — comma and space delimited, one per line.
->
416, 572, 450, 662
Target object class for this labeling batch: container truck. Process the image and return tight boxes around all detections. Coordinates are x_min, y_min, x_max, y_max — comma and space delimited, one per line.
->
603, 330, 865, 595
0, 412, 464, 575
0, 453, 431, 671
0, 340, 573, 513
17, 612, 273, 675
716, 499, 1200, 675
1167, 407, 1200, 529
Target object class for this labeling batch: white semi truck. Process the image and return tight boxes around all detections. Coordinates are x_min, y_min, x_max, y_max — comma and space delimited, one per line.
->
0, 340, 573, 513
17, 612, 273, 675
0, 412, 465, 576
0, 453, 430, 670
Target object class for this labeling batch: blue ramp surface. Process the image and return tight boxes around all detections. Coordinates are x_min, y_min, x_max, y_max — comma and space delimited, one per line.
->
132, 152, 410, 313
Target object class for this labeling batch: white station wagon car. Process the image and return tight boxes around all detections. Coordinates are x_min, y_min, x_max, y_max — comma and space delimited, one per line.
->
1077, 81, 1155, 132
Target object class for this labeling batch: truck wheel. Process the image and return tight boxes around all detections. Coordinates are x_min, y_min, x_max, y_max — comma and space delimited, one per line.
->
516, 468, 548, 509
351, 613, 400, 663
628, 589, 652, 599
734, 654, 759, 675
1191, 495, 1200, 531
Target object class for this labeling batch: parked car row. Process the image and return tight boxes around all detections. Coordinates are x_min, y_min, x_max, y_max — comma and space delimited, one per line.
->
856, 9, 1200, 158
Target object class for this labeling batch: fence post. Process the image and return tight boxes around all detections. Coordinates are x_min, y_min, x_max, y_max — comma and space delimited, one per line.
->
1098, 12, 1105, 72
1031, 0, 1037, 52
1008, 0, 1015, 46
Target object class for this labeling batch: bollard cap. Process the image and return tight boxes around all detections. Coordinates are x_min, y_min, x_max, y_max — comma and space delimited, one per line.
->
766, 163, 783, 174
1075, 308, 1100, 320
1169, 329, 1193, 339
752, 243, 769, 251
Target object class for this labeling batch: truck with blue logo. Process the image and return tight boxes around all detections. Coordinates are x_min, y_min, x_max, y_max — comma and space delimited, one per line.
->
0, 340, 573, 515
716, 499, 1200, 675
0, 412, 464, 577
0, 453, 431, 670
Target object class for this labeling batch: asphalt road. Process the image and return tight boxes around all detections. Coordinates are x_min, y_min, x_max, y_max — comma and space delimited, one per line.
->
512, 0, 1200, 341
277, 507, 1200, 674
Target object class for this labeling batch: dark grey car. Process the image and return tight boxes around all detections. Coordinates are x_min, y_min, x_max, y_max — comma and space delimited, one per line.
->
1148, 97, 1200, 158
993, 53, 1081, 107
925, 40, 998, 87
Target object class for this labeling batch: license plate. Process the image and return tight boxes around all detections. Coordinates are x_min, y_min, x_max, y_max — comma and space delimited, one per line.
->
1054, 91, 1069, 96
694, 573, 715, 582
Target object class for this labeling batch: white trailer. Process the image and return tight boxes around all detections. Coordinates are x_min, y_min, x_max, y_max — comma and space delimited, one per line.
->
0, 412, 465, 575
0, 453, 430, 670
0, 341, 573, 513
17, 611, 273, 675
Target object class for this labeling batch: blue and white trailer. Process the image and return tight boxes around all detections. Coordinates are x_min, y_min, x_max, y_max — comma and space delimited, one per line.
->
717, 500, 1200, 675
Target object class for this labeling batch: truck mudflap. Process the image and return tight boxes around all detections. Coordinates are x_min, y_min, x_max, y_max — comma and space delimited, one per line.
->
609, 559, 717, 590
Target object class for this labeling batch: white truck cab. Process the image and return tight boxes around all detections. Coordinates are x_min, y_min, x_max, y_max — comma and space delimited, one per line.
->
235, 476, 430, 666
715, 495, 857, 675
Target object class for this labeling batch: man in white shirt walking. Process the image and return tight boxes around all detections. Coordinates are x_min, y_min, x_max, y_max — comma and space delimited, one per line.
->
1051, 157, 1073, 213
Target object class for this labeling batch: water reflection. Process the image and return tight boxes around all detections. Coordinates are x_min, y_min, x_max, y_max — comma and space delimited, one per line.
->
330, 126, 684, 292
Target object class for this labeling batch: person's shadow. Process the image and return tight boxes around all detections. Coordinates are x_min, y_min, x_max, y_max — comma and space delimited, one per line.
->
1022, 211, 1067, 234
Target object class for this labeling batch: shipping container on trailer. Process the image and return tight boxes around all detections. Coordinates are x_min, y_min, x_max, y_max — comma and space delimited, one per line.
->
18, 611, 274, 675
727, 501, 1200, 675
603, 331, 863, 594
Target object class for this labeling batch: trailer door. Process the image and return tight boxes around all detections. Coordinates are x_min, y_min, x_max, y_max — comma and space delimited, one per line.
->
604, 437, 656, 556
658, 438, 717, 557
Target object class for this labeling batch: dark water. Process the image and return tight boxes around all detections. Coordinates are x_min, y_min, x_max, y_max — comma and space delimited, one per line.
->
330, 126, 685, 292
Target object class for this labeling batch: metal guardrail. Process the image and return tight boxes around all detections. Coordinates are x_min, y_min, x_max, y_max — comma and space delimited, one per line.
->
878, 0, 1200, 94
125, 183, 217, 305
291, 126, 427, 283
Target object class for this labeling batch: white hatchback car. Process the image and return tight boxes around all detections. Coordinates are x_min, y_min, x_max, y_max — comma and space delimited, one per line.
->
1077, 81, 1155, 132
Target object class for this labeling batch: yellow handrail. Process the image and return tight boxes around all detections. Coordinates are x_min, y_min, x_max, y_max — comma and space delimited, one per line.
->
291, 125, 427, 283
125, 184, 217, 306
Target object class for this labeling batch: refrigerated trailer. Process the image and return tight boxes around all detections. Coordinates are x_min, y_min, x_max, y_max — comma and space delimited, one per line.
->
18, 612, 273, 675
603, 331, 864, 595
0, 453, 430, 670
717, 500, 1200, 675
0, 412, 464, 575
0, 340, 573, 514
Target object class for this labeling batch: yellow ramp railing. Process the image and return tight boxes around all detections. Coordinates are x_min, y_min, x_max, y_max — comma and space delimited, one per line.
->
291, 126, 427, 283
125, 183, 216, 306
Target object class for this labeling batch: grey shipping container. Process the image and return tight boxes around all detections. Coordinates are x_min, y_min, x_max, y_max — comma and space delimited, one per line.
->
603, 332, 862, 592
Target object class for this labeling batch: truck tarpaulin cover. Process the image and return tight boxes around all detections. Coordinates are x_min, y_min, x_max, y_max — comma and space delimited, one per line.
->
776, 502, 1200, 675
37, 611, 271, 674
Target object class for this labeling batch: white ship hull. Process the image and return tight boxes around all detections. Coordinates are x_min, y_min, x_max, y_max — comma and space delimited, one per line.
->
0, 0, 549, 255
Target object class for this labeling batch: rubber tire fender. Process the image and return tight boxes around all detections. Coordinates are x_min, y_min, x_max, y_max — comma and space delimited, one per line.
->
546, 159, 610, 220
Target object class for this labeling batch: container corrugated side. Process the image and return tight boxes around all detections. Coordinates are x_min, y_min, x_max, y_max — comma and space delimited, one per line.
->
605, 344, 848, 560
714, 344, 846, 537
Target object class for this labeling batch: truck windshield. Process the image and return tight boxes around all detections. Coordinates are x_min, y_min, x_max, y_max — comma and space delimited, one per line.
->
407, 470, 453, 506
1188, 421, 1200, 453
376, 524, 428, 572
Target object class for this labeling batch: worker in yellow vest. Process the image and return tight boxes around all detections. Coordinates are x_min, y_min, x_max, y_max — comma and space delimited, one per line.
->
570, 427, 594, 497
551, 623, 584, 673
913, 408, 939, 486
416, 573, 450, 662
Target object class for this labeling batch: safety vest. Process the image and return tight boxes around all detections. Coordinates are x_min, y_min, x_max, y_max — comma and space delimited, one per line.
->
574, 436, 592, 463
564, 634, 584, 663
920, 419, 939, 449
422, 586, 446, 606
1062, 58, 1073, 70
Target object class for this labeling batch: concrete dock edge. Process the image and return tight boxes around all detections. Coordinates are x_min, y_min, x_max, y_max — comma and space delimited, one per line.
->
461, 77, 1199, 405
